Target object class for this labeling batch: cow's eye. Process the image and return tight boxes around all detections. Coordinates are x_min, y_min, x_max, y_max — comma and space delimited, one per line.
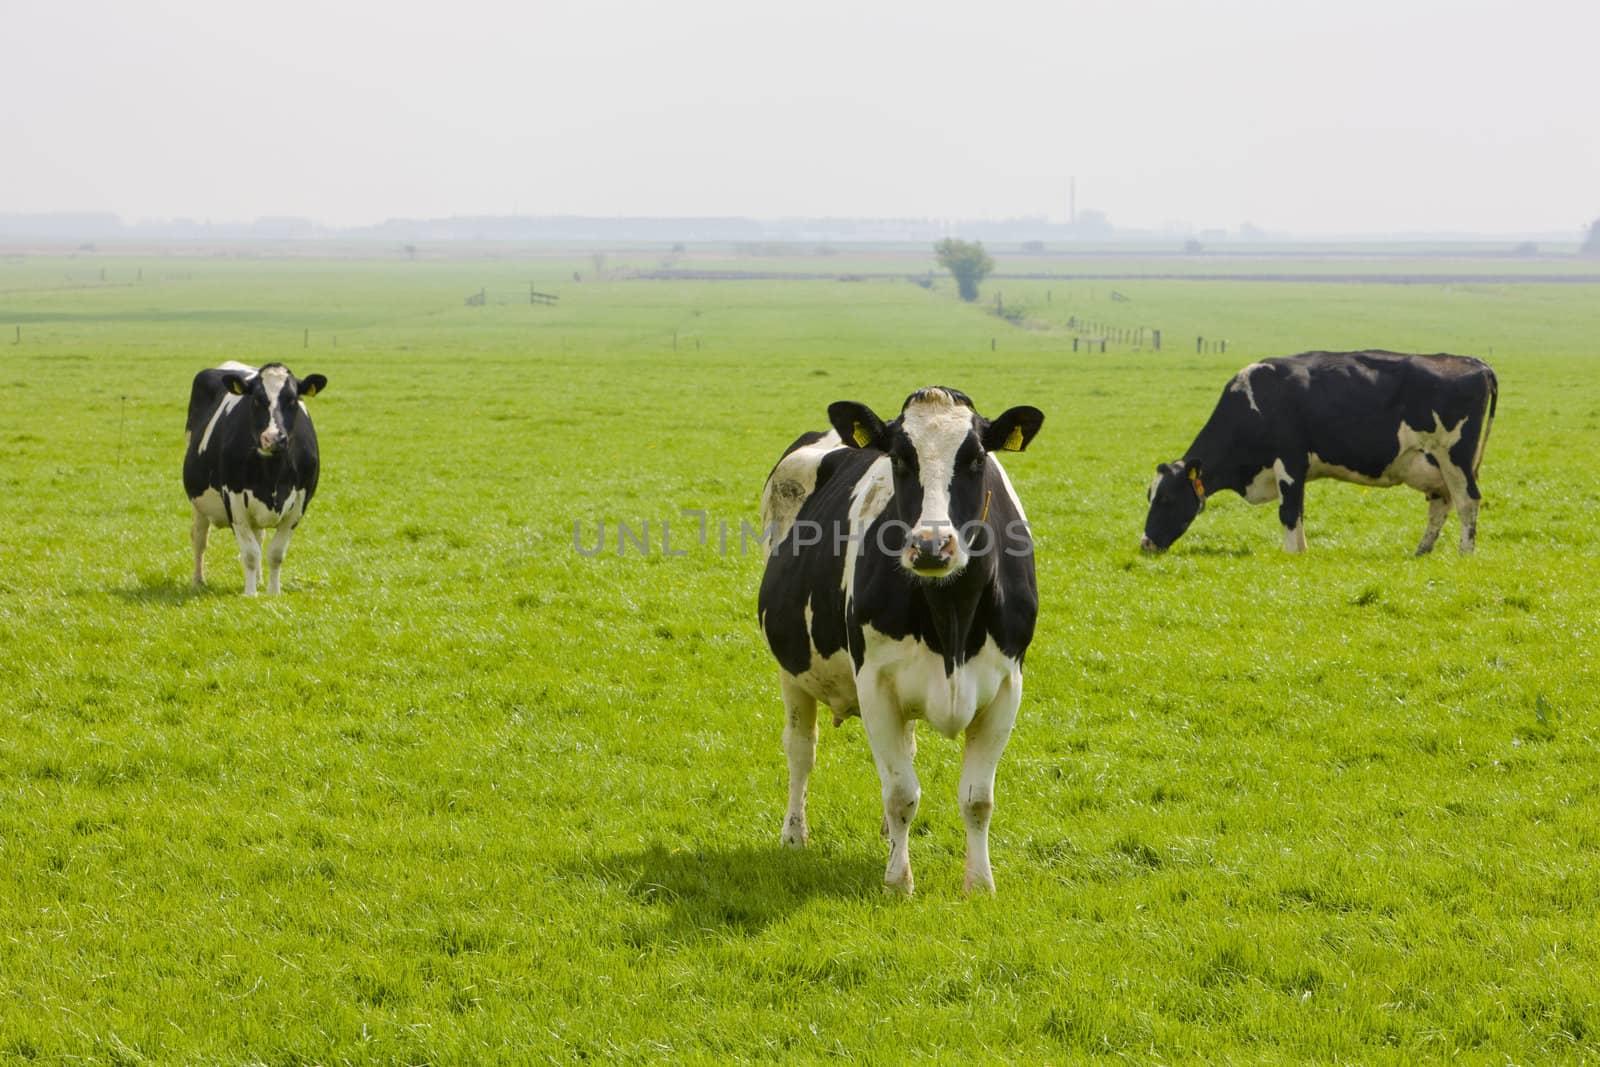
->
969, 453, 987, 473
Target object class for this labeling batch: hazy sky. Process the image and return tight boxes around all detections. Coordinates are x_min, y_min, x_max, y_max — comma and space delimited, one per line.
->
4, 0, 1596, 234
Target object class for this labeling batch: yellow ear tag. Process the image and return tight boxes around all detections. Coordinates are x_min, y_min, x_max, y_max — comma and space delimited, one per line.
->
853, 422, 873, 448
1002, 425, 1025, 452
1190, 468, 1205, 499
301, 383, 319, 398
229, 379, 246, 396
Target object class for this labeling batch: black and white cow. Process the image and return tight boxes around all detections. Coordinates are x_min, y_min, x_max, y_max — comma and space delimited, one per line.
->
1142, 350, 1497, 555
183, 361, 327, 595
758, 387, 1044, 895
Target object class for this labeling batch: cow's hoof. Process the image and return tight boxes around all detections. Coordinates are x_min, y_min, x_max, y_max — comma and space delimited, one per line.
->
882, 878, 914, 897
963, 874, 996, 897
780, 820, 808, 849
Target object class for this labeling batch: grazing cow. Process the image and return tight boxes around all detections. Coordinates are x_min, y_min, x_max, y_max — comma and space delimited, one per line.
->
183, 361, 327, 595
1142, 350, 1496, 555
758, 387, 1044, 895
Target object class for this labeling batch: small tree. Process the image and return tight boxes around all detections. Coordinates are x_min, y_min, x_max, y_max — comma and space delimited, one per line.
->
1581, 219, 1600, 257
935, 238, 994, 302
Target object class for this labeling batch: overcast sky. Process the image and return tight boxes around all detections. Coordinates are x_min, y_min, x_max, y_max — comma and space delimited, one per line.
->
4, 0, 1595, 234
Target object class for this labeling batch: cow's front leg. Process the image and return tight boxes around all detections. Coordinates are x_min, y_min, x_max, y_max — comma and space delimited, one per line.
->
778, 674, 818, 848
960, 670, 1021, 896
231, 521, 263, 596
861, 690, 918, 895
264, 523, 296, 596
1276, 458, 1307, 553
191, 507, 211, 587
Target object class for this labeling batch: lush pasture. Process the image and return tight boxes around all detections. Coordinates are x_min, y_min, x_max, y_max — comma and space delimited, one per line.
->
2, 251, 1598, 1062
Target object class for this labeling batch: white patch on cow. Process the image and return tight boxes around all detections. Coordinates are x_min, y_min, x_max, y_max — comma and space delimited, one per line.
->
989, 455, 1027, 522
793, 602, 859, 718
258, 364, 292, 451
1272, 458, 1295, 487
1228, 363, 1268, 413
1146, 470, 1165, 503
1307, 412, 1465, 496
219, 360, 257, 375
192, 487, 230, 526
759, 430, 843, 550
197, 393, 243, 455
1283, 521, 1307, 553
900, 389, 976, 573
861, 628, 1018, 741
1471, 393, 1493, 476
1243, 465, 1279, 504
841, 454, 894, 593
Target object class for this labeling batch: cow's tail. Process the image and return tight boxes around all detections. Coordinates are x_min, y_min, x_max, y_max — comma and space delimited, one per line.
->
1472, 368, 1497, 479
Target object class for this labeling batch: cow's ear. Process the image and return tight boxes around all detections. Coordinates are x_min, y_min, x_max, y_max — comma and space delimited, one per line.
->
226, 374, 249, 396
300, 374, 327, 398
828, 401, 888, 450
983, 406, 1044, 453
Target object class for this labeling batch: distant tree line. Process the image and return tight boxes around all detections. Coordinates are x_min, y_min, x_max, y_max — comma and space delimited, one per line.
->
1583, 219, 1600, 257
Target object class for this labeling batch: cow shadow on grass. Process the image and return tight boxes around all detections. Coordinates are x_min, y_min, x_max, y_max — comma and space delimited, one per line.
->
103, 572, 223, 605
573, 841, 883, 943
1168, 543, 1255, 559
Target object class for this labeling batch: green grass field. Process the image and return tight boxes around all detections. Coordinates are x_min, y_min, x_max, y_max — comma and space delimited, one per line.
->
2, 249, 1598, 1062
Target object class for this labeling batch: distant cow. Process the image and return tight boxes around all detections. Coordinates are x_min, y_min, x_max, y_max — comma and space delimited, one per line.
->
184, 361, 327, 595
758, 387, 1043, 895
1142, 350, 1496, 555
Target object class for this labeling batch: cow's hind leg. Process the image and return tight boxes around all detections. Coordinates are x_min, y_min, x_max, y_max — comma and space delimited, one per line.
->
960, 671, 1021, 896
191, 507, 211, 587
1446, 409, 1489, 553
232, 522, 263, 596
779, 674, 818, 848
1415, 492, 1450, 556
264, 523, 295, 596
862, 695, 919, 895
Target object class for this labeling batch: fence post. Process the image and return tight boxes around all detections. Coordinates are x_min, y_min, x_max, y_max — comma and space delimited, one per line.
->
1100, 339, 1107, 353
304, 328, 308, 348
1220, 339, 1227, 354
1197, 336, 1203, 353
1153, 329, 1161, 351
1073, 337, 1079, 352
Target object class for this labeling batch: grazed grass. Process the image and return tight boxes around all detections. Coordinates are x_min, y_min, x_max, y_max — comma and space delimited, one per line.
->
1, 251, 1598, 1062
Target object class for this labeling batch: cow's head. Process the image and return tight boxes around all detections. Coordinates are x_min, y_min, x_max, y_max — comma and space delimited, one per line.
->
223, 363, 327, 457
830, 387, 1043, 579
1142, 460, 1205, 552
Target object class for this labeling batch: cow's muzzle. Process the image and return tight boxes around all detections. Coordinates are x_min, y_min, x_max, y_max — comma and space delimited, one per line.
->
1139, 535, 1165, 554
905, 531, 959, 575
